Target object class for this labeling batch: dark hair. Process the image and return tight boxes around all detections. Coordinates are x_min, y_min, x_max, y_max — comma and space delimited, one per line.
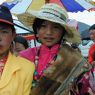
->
0, 22, 15, 33
33, 18, 66, 42
89, 24, 95, 31
33, 18, 45, 42
11, 25, 15, 32
14, 36, 29, 49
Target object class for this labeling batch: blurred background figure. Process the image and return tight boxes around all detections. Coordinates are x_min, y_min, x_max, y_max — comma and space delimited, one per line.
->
14, 35, 29, 56
88, 24, 95, 64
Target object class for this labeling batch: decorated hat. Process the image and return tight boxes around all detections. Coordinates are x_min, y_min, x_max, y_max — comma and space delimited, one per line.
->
17, 3, 81, 44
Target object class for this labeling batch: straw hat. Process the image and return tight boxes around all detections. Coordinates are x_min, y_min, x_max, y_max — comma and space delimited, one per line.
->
17, 3, 81, 44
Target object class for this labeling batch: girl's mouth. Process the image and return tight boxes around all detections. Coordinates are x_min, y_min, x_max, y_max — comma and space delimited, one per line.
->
44, 37, 54, 40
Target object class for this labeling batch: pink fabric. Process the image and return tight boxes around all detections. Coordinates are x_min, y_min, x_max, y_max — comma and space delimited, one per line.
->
19, 44, 59, 76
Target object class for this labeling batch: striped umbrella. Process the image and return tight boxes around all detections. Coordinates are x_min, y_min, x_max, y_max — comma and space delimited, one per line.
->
2, 0, 45, 14
2, 0, 95, 14
47, 0, 95, 12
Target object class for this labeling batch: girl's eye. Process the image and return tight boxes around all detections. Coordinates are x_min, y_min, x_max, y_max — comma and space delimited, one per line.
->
2, 31, 9, 33
53, 24, 62, 29
0, 30, 11, 35
54, 25, 60, 29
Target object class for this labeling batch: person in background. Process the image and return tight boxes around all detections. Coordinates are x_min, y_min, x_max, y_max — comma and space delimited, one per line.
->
18, 3, 81, 88
0, 5, 35, 95
88, 24, 95, 65
14, 35, 29, 56
71, 24, 95, 95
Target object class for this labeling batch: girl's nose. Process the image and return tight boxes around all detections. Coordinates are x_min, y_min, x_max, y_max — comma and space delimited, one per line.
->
45, 26, 52, 34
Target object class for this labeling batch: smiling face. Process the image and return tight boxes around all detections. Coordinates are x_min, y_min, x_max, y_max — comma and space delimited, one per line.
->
0, 23, 15, 58
36, 20, 65, 47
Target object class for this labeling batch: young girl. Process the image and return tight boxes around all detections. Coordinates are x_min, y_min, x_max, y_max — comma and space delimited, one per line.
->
18, 5, 86, 95
18, 3, 81, 86
0, 5, 35, 95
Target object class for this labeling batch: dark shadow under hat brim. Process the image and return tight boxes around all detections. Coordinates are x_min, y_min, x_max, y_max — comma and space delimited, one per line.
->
0, 19, 14, 25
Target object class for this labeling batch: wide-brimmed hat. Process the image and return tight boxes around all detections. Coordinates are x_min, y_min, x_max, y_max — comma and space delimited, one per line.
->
0, 5, 14, 25
17, 3, 81, 44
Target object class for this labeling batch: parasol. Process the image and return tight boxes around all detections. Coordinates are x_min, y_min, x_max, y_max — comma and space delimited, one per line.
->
2, 0, 95, 14
47, 0, 95, 12
2, 0, 45, 14
67, 19, 90, 39
78, 22, 90, 40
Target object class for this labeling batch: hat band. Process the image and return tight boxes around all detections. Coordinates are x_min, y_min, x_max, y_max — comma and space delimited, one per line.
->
42, 11, 66, 22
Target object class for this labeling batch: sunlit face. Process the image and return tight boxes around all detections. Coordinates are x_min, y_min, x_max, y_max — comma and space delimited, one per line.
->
0, 23, 15, 57
89, 29, 95, 42
37, 21, 64, 47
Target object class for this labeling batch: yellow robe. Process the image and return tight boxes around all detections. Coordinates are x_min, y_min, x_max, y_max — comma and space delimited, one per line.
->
0, 52, 35, 95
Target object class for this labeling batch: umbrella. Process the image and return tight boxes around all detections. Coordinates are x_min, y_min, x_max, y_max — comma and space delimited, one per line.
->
2, 0, 45, 14
67, 19, 90, 39
78, 22, 90, 40
2, 0, 95, 14
47, 0, 95, 12
13, 19, 31, 34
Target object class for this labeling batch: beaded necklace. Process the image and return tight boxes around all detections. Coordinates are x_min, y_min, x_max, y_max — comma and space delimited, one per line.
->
33, 46, 58, 87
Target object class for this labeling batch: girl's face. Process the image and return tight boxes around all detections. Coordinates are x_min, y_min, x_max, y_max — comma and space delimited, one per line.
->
0, 24, 15, 57
37, 21, 64, 47
89, 29, 95, 42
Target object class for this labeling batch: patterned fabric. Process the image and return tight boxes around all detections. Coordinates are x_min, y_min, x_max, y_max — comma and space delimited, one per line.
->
70, 67, 95, 95
0, 56, 7, 78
